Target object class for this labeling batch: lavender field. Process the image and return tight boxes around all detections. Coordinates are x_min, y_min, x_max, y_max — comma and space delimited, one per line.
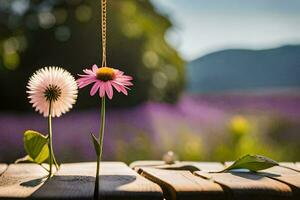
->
1, 94, 300, 163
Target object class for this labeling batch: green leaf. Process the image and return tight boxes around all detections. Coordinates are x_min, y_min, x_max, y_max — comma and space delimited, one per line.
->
221, 154, 279, 172
15, 155, 34, 163
24, 130, 49, 164
91, 133, 100, 156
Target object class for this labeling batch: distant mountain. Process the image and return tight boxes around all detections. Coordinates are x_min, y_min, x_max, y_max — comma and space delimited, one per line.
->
187, 45, 300, 93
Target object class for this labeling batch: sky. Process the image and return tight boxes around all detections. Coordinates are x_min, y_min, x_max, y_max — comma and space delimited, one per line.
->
151, 0, 300, 61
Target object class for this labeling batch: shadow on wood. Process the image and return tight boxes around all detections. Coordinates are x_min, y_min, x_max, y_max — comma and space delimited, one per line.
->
20, 176, 48, 187
28, 162, 163, 200
30, 175, 137, 200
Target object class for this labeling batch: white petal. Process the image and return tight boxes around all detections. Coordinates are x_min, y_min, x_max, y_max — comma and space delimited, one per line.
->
27, 66, 78, 117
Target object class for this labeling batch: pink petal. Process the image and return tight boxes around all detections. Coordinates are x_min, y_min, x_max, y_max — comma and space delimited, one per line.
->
115, 73, 132, 79
77, 74, 94, 78
119, 75, 133, 80
77, 77, 97, 88
76, 77, 93, 83
112, 81, 128, 95
113, 80, 133, 87
105, 82, 114, 99
115, 70, 124, 76
111, 82, 122, 92
120, 86, 128, 95
99, 82, 105, 98
83, 69, 95, 76
90, 82, 100, 96
92, 64, 98, 73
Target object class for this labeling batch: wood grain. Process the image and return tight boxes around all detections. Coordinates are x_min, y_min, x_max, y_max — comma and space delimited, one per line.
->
224, 162, 300, 190
222, 161, 300, 199
31, 162, 163, 200
0, 161, 299, 199
262, 163, 300, 175
130, 160, 170, 169
195, 170, 293, 200
138, 166, 225, 200
130, 161, 224, 173
182, 162, 224, 172
257, 163, 300, 198
0, 164, 48, 199
0, 164, 7, 176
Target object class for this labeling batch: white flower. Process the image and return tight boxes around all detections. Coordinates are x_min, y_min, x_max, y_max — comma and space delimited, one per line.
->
27, 67, 78, 117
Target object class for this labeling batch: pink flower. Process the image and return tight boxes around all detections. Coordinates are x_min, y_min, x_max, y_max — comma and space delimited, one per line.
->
76, 64, 133, 99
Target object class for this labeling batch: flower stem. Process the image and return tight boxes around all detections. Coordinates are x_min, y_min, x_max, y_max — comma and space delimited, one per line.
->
48, 101, 59, 177
94, 97, 106, 199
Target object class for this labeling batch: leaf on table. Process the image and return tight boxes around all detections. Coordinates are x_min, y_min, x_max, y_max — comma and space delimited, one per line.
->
23, 130, 49, 164
91, 133, 100, 156
15, 155, 34, 163
219, 154, 279, 172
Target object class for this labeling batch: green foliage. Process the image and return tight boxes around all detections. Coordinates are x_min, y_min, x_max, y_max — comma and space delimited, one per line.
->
220, 154, 279, 172
23, 130, 49, 164
91, 133, 100, 156
0, 0, 185, 111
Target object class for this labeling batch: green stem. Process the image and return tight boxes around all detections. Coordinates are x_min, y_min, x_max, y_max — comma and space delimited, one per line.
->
39, 164, 50, 172
279, 164, 300, 173
48, 102, 53, 177
48, 101, 59, 177
94, 155, 100, 200
94, 97, 106, 199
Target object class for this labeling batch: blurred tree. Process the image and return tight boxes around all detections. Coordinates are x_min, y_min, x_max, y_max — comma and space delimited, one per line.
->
0, 0, 185, 111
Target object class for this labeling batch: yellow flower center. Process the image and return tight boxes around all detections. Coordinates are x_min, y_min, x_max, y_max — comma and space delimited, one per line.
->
96, 67, 115, 81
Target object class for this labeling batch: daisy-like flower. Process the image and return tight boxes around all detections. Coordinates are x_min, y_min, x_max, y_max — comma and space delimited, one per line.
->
27, 67, 78, 117
77, 64, 133, 99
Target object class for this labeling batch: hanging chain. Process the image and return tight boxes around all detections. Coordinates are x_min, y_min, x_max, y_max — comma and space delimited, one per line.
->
101, 0, 107, 67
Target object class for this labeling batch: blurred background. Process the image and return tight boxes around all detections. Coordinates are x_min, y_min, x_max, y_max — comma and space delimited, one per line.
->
0, 0, 299, 163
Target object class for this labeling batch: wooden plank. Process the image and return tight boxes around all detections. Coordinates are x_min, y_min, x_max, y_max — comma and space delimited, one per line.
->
31, 162, 163, 200
0, 164, 7, 176
260, 163, 300, 175
279, 163, 300, 172
0, 164, 48, 199
130, 160, 166, 167
130, 160, 170, 169
181, 162, 225, 172
257, 163, 300, 198
225, 162, 300, 188
195, 170, 293, 200
130, 161, 224, 173
223, 161, 300, 198
138, 166, 225, 200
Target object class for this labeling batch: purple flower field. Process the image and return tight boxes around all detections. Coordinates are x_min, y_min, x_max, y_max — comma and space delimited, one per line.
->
0, 94, 300, 163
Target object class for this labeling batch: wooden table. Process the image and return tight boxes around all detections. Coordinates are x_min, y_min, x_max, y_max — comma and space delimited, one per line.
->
0, 161, 299, 199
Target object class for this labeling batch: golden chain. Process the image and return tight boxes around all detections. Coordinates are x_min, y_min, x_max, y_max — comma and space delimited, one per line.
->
101, 0, 107, 67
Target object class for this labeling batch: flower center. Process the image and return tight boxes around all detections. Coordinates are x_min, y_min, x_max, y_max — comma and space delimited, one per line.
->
44, 84, 62, 102
96, 67, 115, 81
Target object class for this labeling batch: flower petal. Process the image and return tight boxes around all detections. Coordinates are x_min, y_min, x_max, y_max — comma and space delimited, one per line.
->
83, 69, 96, 76
90, 82, 100, 96
77, 77, 97, 88
27, 67, 78, 117
105, 82, 114, 99
111, 82, 122, 92
99, 82, 105, 98
92, 64, 98, 73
